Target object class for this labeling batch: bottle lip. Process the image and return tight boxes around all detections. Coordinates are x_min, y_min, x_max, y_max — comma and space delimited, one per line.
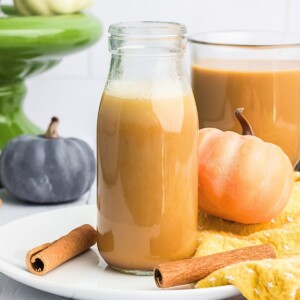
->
109, 21, 187, 40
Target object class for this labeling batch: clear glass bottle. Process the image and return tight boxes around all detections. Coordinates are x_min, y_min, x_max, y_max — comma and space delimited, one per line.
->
97, 21, 198, 275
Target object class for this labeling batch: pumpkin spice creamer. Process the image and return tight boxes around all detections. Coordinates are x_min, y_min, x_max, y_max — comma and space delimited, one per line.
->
97, 22, 199, 274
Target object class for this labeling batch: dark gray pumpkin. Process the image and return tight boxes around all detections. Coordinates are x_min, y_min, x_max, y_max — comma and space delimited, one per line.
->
0, 117, 96, 203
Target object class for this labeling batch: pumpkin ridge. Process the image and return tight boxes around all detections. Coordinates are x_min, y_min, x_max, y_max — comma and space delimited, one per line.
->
198, 132, 242, 217
252, 148, 294, 222
66, 139, 92, 195
198, 129, 223, 161
232, 139, 269, 215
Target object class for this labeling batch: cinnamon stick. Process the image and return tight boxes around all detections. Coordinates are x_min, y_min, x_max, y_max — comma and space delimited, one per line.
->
154, 244, 276, 288
26, 224, 97, 276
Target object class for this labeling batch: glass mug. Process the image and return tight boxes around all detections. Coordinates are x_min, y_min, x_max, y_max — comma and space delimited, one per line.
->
189, 31, 300, 167
97, 22, 199, 275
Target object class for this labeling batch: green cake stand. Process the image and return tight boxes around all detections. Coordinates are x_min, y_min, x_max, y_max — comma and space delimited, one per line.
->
0, 6, 102, 150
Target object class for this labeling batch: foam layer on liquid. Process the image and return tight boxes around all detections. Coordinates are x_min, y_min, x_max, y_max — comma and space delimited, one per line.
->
104, 79, 191, 100
194, 59, 300, 72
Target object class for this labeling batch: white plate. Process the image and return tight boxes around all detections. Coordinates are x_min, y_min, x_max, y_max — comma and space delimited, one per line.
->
0, 205, 241, 300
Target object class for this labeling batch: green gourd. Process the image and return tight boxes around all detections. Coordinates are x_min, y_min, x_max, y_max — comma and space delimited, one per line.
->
0, 117, 96, 203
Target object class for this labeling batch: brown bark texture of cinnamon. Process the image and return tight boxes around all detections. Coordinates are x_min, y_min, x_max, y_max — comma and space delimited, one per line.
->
155, 244, 276, 288
26, 224, 97, 276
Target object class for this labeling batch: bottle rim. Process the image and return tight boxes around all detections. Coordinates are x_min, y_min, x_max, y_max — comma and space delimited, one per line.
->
188, 31, 300, 49
109, 21, 187, 40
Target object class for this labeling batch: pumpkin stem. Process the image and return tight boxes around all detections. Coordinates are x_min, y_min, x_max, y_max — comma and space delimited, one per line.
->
235, 108, 254, 136
45, 117, 59, 139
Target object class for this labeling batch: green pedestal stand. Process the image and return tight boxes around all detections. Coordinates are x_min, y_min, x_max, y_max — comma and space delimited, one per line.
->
0, 6, 102, 150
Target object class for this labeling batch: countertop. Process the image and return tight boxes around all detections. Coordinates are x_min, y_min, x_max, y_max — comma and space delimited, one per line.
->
0, 188, 245, 300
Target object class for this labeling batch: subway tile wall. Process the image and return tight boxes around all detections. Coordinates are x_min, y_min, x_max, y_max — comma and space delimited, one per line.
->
3, 0, 297, 146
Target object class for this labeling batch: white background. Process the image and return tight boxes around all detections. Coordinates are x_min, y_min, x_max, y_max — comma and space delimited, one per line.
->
3, 0, 300, 146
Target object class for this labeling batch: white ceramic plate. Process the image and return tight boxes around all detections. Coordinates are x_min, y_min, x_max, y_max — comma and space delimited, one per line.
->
0, 205, 241, 300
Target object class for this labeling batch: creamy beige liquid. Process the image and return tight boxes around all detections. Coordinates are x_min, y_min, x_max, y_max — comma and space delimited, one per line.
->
97, 82, 198, 271
192, 60, 300, 166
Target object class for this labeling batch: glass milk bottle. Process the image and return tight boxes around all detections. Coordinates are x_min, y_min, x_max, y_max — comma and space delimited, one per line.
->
97, 22, 198, 275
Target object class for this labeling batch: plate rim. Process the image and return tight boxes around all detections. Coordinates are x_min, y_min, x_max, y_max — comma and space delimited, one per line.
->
0, 204, 241, 299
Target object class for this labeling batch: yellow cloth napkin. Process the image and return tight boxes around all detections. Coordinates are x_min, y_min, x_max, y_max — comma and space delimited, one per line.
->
195, 172, 300, 300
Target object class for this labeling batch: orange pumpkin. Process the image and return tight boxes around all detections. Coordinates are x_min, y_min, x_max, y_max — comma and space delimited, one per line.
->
198, 108, 294, 224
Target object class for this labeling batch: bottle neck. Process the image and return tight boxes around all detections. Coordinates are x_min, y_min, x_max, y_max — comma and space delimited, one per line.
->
106, 22, 191, 95
108, 53, 189, 83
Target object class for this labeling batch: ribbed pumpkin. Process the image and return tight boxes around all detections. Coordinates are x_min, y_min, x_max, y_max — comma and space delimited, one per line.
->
0, 117, 96, 203
198, 108, 294, 224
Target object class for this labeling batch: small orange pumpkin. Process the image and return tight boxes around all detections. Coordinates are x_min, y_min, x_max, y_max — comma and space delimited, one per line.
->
198, 108, 294, 224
